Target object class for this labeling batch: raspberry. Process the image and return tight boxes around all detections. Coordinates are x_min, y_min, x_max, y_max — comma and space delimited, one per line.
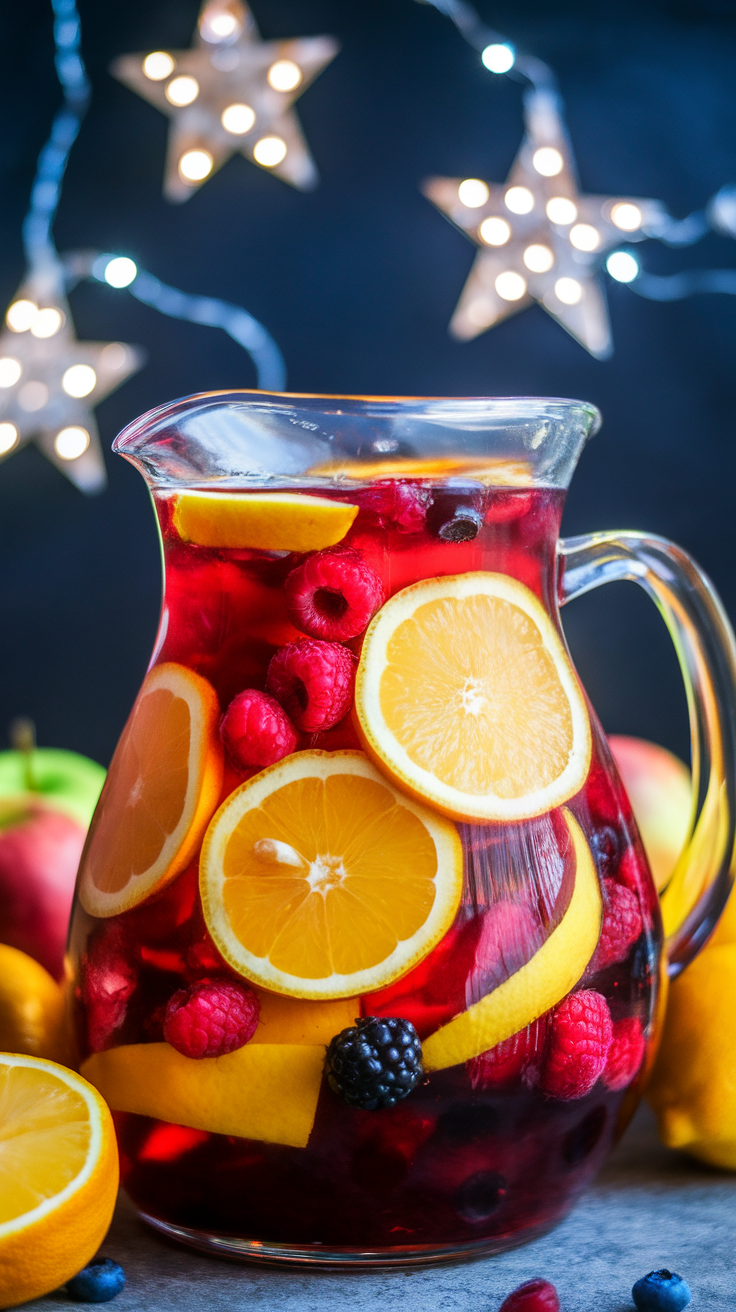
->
357, 481, 432, 533
163, 977, 260, 1059
499, 1279, 560, 1312
540, 989, 613, 1100
603, 1016, 646, 1091
591, 878, 643, 971
81, 922, 137, 1053
468, 1018, 547, 1090
326, 1016, 423, 1110
220, 688, 298, 770
284, 548, 384, 641
266, 639, 356, 732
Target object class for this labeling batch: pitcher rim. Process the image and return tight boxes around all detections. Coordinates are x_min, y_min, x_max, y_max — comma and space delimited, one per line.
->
112, 389, 602, 454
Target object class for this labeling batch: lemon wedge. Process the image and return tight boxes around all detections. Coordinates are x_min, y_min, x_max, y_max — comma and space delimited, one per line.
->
423, 809, 602, 1070
173, 490, 358, 551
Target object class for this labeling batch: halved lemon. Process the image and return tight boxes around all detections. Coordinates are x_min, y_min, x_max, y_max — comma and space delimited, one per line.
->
199, 749, 463, 999
355, 572, 591, 822
173, 490, 358, 551
0, 1055, 118, 1310
422, 809, 602, 1070
78, 662, 223, 917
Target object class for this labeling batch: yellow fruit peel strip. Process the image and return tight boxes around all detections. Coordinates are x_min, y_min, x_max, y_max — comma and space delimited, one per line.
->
422, 809, 602, 1071
250, 992, 358, 1045
81, 1043, 325, 1149
173, 491, 358, 552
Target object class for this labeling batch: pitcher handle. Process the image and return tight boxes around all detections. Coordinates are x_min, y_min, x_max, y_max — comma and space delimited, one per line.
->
559, 531, 736, 977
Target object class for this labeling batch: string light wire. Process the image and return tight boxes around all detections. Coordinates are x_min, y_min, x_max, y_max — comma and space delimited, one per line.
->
416, 0, 736, 299
17, 0, 286, 398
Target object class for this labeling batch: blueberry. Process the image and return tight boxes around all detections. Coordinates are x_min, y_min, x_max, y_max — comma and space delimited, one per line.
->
67, 1258, 126, 1303
632, 1269, 691, 1311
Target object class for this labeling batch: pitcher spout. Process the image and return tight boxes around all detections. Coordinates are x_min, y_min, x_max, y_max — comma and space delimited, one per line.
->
112, 391, 601, 490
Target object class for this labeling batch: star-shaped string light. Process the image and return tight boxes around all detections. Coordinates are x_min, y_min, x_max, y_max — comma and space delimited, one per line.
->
423, 90, 664, 358
112, 0, 339, 201
0, 266, 143, 492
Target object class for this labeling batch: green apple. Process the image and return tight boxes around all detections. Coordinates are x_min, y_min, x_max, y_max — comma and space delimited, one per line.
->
0, 746, 105, 828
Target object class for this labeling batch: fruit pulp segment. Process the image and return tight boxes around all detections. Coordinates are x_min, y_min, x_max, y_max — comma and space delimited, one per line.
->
68, 481, 662, 1255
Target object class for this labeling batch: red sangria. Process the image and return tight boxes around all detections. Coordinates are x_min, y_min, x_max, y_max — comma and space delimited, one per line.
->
67, 393, 736, 1265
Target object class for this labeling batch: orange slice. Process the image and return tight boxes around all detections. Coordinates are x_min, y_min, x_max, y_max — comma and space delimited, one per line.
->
199, 749, 463, 999
78, 662, 223, 917
355, 572, 591, 822
310, 456, 532, 485
0, 1055, 118, 1310
422, 809, 602, 1070
173, 490, 358, 552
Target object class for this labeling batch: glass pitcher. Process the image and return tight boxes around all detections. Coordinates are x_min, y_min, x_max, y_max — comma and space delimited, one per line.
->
67, 393, 736, 1267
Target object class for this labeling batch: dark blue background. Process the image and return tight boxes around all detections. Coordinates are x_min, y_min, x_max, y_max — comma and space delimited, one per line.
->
1, 0, 735, 767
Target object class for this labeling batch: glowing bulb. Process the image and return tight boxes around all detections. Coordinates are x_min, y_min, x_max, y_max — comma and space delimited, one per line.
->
179, 149, 213, 181
0, 423, 18, 455
210, 13, 238, 37
504, 186, 534, 215
458, 178, 489, 208
546, 196, 577, 225
143, 51, 175, 80
267, 59, 302, 92
30, 308, 63, 338
479, 216, 510, 246
62, 364, 97, 398
6, 300, 38, 332
532, 147, 564, 177
523, 243, 554, 273
55, 427, 90, 460
466, 298, 494, 327
481, 43, 515, 73
253, 136, 287, 166
607, 250, 639, 282
104, 257, 137, 288
18, 381, 48, 412
611, 202, 642, 232
221, 103, 256, 134
166, 75, 199, 106
0, 358, 21, 387
100, 343, 128, 369
495, 271, 527, 301
569, 223, 600, 252
554, 276, 583, 305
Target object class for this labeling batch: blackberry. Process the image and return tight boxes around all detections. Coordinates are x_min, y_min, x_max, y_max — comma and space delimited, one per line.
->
326, 1016, 424, 1110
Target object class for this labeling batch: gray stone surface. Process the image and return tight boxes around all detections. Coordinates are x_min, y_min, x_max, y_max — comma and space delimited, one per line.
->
31, 1107, 736, 1311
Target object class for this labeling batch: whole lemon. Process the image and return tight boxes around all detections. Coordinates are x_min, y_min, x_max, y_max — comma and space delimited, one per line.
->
648, 939, 736, 1169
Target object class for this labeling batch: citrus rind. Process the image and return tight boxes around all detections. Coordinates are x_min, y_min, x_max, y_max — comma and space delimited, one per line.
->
422, 809, 602, 1070
173, 490, 358, 552
355, 571, 592, 823
78, 661, 223, 918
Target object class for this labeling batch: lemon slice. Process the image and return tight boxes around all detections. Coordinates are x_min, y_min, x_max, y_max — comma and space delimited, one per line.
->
422, 809, 602, 1070
78, 662, 223, 918
199, 749, 463, 999
81, 1043, 325, 1149
173, 490, 358, 551
355, 571, 592, 822
0, 1055, 118, 1309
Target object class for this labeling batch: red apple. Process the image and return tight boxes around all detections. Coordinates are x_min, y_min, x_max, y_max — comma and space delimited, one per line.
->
0, 797, 87, 980
608, 734, 692, 892
0, 734, 105, 980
